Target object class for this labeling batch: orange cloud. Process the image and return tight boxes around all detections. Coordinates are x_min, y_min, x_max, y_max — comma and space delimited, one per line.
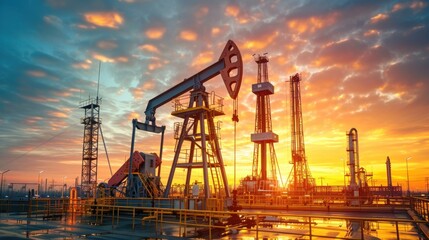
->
26, 96, 59, 103
26, 116, 43, 124
48, 120, 68, 130
145, 27, 166, 39
224, 5, 252, 24
27, 70, 46, 78
72, 59, 92, 69
97, 40, 117, 49
243, 31, 279, 50
132, 81, 156, 99
225, 5, 240, 17
55, 91, 72, 97
364, 29, 380, 37
92, 53, 115, 63
139, 44, 160, 53
287, 13, 338, 34
370, 13, 388, 23
180, 30, 198, 41
128, 111, 141, 121
392, 3, 405, 12
211, 27, 221, 36
191, 51, 214, 67
91, 53, 128, 63
83, 12, 124, 29
148, 61, 162, 70
48, 110, 68, 118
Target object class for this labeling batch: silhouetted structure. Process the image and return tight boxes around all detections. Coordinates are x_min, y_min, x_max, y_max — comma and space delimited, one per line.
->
249, 54, 279, 191
287, 74, 315, 196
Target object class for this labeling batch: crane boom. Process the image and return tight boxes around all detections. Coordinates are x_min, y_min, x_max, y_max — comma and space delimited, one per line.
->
143, 40, 242, 128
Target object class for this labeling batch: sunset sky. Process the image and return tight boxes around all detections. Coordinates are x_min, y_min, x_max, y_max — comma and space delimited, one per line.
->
1, 0, 428, 192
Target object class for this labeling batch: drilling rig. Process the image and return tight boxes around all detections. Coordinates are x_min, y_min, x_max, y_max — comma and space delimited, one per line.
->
287, 73, 315, 198
240, 54, 280, 194
122, 40, 242, 208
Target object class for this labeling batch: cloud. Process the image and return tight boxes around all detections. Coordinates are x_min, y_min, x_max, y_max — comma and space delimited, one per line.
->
287, 12, 339, 34
83, 12, 124, 29
43, 15, 63, 27
225, 5, 240, 17
145, 27, 166, 39
97, 40, 118, 50
27, 70, 47, 78
139, 44, 160, 53
355, 45, 393, 70
179, 30, 198, 41
191, 51, 214, 67
72, 60, 93, 69
91, 52, 129, 63
48, 110, 69, 118
370, 13, 389, 23
315, 39, 368, 67
343, 72, 384, 95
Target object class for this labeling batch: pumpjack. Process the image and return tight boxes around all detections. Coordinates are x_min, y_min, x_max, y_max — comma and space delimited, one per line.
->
118, 40, 242, 202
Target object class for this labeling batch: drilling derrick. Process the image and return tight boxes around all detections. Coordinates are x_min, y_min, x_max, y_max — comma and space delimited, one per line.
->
288, 73, 314, 196
80, 96, 100, 198
250, 54, 279, 191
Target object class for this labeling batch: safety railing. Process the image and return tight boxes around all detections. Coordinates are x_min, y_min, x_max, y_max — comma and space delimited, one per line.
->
410, 196, 429, 221
1, 198, 426, 239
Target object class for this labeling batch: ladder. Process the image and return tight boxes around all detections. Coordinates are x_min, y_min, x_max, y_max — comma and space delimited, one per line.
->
206, 110, 222, 197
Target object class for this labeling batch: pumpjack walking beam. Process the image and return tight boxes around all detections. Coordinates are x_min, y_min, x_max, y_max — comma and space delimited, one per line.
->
127, 40, 243, 198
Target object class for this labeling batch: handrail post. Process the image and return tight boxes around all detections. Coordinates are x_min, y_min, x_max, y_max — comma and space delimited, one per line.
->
309, 216, 312, 240
395, 221, 400, 239
116, 207, 119, 225
132, 208, 135, 231
256, 213, 259, 239
111, 206, 115, 229
209, 211, 212, 239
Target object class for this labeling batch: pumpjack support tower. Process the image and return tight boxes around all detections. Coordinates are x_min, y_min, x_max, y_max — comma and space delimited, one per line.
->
287, 73, 315, 196
128, 40, 243, 207
248, 54, 280, 192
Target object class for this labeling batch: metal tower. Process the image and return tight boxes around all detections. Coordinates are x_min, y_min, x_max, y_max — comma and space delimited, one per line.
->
347, 128, 360, 189
80, 97, 100, 198
288, 73, 314, 195
386, 156, 393, 196
250, 54, 279, 190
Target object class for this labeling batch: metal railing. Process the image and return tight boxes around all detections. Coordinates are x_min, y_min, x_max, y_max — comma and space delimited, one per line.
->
1, 198, 426, 239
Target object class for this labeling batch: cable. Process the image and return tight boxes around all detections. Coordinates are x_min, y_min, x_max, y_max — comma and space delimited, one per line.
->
232, 97, 239, 190
2, 123, 79, 168
100, 125, 113, 177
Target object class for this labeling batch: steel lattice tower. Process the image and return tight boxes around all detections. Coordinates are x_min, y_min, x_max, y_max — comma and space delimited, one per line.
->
80, 97, 100, 198
288, 73, 314, 195
250, 54, 279, 190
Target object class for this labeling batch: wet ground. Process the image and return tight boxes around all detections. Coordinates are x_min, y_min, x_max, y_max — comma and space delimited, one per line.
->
0, 210, 422, 239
